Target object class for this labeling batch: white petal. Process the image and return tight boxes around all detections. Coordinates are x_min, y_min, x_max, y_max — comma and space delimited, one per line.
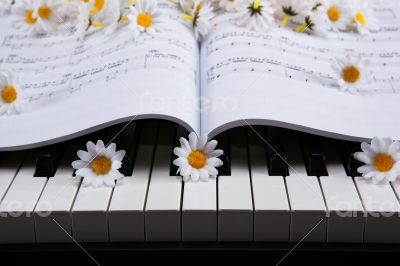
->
357, 165, 373, 174
199, 168, 209, 182
197, 135, 208, 150
112, 150, 126, 161
191, 168, 200, 182
77, 150, 92, 162
110, 169, 124, 180
205, 165, 218, 177
81, 175, 94, 187
354, 152, 372, 164
106, 143, 116, 154
181, 165, 192, 177
92, 177, 104, 188
204, 140, 218, 154
207, 157, 223, 167
71, 160, 88, 170
188, 132, 198, 150
104, 177, 116, 187
76, 168, 94, 177
86, 141, 97, 155
95, 140, 106, 153
388, 141, 400, 156
174, 157, 188, 167
207, 149, 223, 158
179, 137, 192, 153
174, 147, 189, 158
111, 160, 122, 170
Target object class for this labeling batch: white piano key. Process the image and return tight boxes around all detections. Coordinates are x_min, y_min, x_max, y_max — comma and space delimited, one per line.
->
108, 122, 158, 242
71, 134, 118, 243
0, 150, 49, 243
145, 122, 182, 242
218, 128, 253, 241
34, 140, 82, 243
319, 141, 365, 243
356, 177, 400, 243
182, 180, 217, 241
284, 132, 327, 243
248, 130, 290, 242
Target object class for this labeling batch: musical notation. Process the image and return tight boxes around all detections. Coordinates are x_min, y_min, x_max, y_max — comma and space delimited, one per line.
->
0, 2, 198, 111
203, 6, 400, 95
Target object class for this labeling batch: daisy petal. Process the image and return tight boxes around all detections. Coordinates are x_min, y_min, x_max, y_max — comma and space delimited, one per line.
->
188, 132, 198, 150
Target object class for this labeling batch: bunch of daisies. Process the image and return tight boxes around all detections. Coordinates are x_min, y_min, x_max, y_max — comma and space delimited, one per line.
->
211, 0, 379, 36
176, 0, 216, 41
7, 0, 165, 38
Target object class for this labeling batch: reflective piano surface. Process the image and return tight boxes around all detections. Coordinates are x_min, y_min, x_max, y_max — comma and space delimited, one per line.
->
0, 119, 400, 244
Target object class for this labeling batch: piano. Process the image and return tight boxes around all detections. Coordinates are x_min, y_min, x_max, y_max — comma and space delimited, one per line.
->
0, 119, 400, 246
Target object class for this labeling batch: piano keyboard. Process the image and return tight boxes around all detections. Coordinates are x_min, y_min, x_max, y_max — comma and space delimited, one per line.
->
0, 120, 400, 244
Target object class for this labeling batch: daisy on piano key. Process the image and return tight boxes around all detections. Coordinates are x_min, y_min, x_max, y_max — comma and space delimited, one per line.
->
355, 137, 400, 183
72, 140, 126, 188
173, 132, 223, 182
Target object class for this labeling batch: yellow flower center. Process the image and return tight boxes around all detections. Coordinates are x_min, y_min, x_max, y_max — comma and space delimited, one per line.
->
89, 0, 105, 14
188, 150, 207, 169
342, 66, 361, 83
25, 9, 37, 24
355, 12, 366, 26
1, 86, 17, 104
38, 5, 52, 19
137, 13, 152, 28
91, 156, 112, 175
373, 154, 395, 173
327, 6, 340, 22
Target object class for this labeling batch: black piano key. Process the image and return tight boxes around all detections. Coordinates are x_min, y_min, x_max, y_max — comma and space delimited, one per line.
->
299, 133, 328, 176
34, 142, 67, 177
103, 121, 141, 176
337, 140, 363, 177
265, 127, 289, 176
214, 131, 230, 176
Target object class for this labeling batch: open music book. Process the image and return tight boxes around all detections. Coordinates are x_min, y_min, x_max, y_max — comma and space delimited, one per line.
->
0, 1, 400, 150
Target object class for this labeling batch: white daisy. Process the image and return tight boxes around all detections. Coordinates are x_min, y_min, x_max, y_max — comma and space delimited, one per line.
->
173, 132, 223, 183
0, 0, 13, 15
72, 140, 126, 188
77, 0, 121, 37
12, 0, 66, 34
126, 0, 164, 37
350, 3, 379, 35
180, 0, 215, 41
295, 3, 329, 36
0, 72, 23, 116
219, 0, 243, 12
235, 0, 276, 32
355, 137, 400, 183
324, 0, 352, 31
276, 0, 310, 27
331, 55, 370, 94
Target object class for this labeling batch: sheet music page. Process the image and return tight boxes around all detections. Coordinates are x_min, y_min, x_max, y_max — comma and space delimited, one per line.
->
0, 1, 199, 150
201, 1, 400, 141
